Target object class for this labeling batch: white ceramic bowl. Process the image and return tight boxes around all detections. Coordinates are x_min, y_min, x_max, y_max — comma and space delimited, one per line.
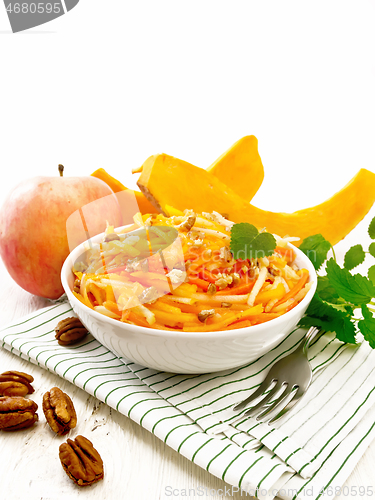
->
61, 230, 317, 374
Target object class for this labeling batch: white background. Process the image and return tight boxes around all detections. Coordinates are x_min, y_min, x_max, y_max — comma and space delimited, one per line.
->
0, 2, 375, 499
0, 1, 374, 213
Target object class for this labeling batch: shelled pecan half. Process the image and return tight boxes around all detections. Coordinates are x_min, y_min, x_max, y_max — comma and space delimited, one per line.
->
0, 396, 38, 431
0, 371, 35, 397
55, 317, 88, 346
59, 435, 104, 486
42, 387, 77, 435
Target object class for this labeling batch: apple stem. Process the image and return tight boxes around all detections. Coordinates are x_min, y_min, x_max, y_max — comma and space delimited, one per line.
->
58, 164, 64, 177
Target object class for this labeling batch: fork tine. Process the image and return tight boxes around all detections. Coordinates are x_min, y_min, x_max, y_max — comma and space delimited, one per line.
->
256, 385, 298, 421
267, 386, 305, 424
242, 381, 284, 418
232, 371, 276, 411
232, 327, 319, 422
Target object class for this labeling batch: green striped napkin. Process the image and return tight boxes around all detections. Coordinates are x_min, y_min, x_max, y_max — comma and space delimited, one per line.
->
124, 330, 359, 478
1, 301, 375, 500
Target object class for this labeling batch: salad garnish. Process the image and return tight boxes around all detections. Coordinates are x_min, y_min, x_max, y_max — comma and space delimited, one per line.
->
299, 216, 375, 348
230, 222, 276, 260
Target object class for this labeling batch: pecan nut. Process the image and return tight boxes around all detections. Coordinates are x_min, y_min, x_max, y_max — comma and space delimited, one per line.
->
0, 370, 34, 397
55, 317, 88, 346
42, 387, 77, 435
0, 396, 38, 431
59, 435, 104, 486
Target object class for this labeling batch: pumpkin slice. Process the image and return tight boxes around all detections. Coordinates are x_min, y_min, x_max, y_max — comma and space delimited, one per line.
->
137, 153, 375, 246
91, 135, 264, 213
207, 135, 264, 202
91, 168, 158, 214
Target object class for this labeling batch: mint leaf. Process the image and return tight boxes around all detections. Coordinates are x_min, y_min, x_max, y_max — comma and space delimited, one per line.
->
299, 217, 375, 350
368, 216, 375, 239
344, 244, 366, 270
368, 265, 375, 285
316, 278, 352, 313
231, 223, 258, 243
306, 293, 353, 318
358, 317, 375, 349
362, 305, 373, 321
300, 294, 356, 344
250, 232, 277, 255
299, 234, 332, 270
299, 317, 356, 344
359, 304, 375, 349
230, 223, 276, 260
334, 316, 358, 344
326, 258, 375, 305
316, 276, 345, 305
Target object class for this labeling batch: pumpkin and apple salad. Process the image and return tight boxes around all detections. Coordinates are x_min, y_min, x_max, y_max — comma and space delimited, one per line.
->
71, 210, 311, 332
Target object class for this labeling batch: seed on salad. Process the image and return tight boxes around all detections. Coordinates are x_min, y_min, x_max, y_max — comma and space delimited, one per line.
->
73, 279, 81, 294
140, 259, 149, 273
125, 258, 139, 273
104, 233, 120, 243
219, 246, 232, 263
203, 249, 212, 259
138, 286, 159, 305
173, 261, 186, 271
221, 302, 232, 308
215, 277, 229, 290
178, 214, 196, 232
198, 309, 215, 323
231, 272, 241, 285
207, 283, 217, 295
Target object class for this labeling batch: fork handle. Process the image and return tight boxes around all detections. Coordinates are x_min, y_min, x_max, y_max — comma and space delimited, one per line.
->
302, 326, 321, 353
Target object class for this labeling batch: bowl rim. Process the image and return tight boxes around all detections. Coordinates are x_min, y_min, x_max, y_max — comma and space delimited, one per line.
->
61, 224, 317, 340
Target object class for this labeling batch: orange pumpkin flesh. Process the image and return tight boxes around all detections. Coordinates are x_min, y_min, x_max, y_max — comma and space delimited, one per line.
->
91, 136, 264, 213
207, 135, 264, 202
91, 168, 158, 215
137, 153, 375, 246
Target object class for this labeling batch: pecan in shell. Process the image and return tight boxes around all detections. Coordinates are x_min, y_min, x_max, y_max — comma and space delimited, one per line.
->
0, 396, 38, 431
0, 371, 35, 397
42, 387, 77, 435
55, 317, 88, 346
59, 435, 104, 486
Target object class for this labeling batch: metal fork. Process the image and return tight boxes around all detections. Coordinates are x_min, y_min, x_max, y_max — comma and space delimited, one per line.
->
233, 326, 321, 425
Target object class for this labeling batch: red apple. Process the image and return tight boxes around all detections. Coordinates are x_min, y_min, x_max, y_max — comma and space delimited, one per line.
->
0, 165, 122, 299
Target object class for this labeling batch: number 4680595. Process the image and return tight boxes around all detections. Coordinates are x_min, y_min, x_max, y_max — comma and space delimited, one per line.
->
6, 3, 62, 14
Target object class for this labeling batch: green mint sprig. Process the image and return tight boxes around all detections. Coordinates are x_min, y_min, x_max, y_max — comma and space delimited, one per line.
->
230, 223, 276, 260
299, 216, 375, 349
